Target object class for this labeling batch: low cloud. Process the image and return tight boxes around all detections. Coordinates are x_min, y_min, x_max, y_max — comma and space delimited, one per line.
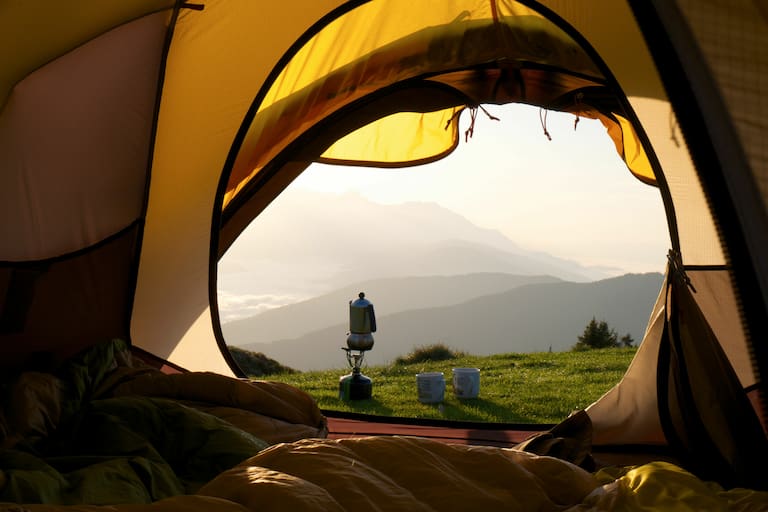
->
218, 291, 305, 323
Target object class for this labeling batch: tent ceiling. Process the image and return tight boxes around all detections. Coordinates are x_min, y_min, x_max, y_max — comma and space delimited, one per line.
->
0, 1, 175, 112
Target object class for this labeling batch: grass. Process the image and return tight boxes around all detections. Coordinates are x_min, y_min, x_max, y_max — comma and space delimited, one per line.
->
263, 347, 637, 424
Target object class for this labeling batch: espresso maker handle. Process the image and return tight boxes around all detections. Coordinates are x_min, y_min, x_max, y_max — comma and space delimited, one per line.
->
367, 304, 377, 333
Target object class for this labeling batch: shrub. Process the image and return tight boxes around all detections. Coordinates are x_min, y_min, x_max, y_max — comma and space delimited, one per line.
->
620, 333, 635, 347
228, 346, 297, 377
572, 317, 618, 350
394, 343, 466, 365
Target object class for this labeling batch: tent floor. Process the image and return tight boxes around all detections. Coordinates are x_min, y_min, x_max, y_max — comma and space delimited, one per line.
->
325, 412, 679, 468
326, 415, 542, 447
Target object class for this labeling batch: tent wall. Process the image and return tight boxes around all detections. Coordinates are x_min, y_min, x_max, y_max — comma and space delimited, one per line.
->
687, 269, 752, 388
0, 225, 139, 368
0, 6, 172, 365
0, 12, 168, 261
669, 0, 768, 393
586, 273, 668, 446
632, 0, 768, 427
674, 0, 768, 211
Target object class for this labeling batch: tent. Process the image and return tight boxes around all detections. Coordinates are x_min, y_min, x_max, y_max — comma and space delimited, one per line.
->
2, 0, 768, 505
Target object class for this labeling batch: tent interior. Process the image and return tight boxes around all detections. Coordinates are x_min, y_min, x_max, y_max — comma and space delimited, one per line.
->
2, 0, 768, 509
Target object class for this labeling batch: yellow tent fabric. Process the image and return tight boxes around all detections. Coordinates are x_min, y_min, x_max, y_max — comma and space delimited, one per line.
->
220, 0, 660, 211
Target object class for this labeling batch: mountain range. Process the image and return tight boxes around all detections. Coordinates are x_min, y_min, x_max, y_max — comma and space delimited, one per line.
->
218, 190, 627, 322
223, 273, 562, 346
227, 272, 664, 371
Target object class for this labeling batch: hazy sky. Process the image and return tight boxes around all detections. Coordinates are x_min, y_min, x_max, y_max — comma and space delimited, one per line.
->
292, 103, 670, 274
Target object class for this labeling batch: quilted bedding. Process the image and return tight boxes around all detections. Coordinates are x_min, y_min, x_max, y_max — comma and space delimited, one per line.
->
0, 339, 326, 505
2, 340, 768, 511
3, 436, 768, 511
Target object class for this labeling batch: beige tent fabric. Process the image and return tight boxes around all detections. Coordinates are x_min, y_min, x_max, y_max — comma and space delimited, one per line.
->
658, 263, 768, 489
628, 98, 725, 266
587, 273, 668, 446
687, 269, 753, 388
676, 0, 768, 213
0, 12, 169, 261
588, 266, 757, 446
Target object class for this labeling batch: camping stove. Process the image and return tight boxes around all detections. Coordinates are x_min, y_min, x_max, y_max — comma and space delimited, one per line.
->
339, 292, 376, 400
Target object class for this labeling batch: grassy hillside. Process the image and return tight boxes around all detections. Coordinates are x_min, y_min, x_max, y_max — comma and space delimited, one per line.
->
261, 347, 637, 424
